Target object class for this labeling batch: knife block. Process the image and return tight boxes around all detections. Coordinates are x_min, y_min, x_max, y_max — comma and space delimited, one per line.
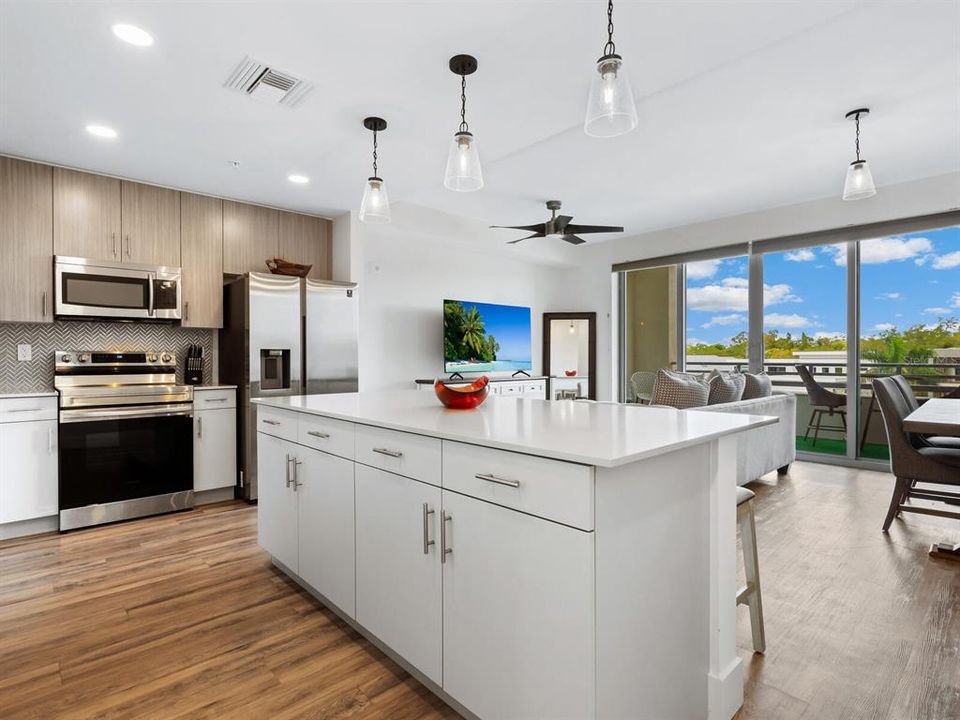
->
184, 354, 203, 385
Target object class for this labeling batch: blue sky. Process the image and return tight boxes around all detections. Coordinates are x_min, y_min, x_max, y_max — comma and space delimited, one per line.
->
685, 225, 960, 346
451, 300, 532, 362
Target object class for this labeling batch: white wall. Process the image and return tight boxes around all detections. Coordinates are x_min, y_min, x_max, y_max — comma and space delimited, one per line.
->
355, 204, 569, 391
564, 172, 960, 400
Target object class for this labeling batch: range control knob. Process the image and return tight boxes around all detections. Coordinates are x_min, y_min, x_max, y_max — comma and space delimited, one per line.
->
146, 353, 158, 363
161, 352, 173, 363
78, 352, 90, 363
61, 354, 73, 363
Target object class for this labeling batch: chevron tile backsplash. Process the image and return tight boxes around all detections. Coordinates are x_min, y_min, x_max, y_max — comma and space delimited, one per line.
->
0, 322, 215, 393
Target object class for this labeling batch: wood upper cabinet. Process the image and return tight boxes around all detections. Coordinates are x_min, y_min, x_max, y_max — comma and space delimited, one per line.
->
53, 167, 122, 262
223, 200, 278, 275
278, 211, 331, 279
0, 157, 53, 323
120, 181, 181, 266
180, 193, 223, 328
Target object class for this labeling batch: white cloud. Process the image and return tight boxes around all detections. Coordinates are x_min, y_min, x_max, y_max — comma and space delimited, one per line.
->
785, 249, 815, 262
952, 293, 960, 308
687, 282, 800, 312
702, 313, 745, 328
873, 323, 896, 332
932, 251, 960, 270
924, 307, 953, 315
875, 292, 901, 300
764, 313, 820, 329
826, 237, 933, 266
686, 259, 721, 280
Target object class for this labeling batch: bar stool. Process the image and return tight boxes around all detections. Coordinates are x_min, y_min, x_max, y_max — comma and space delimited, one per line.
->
736, 486, 766, 653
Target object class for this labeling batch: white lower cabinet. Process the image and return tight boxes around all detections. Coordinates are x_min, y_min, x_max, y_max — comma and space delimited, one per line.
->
440, 489, 596, 719
193, 407, 237, 491
257, 432, 299, 572
0, 418, 58, 523
355, 464, 443, 685
298, 447, 356, 616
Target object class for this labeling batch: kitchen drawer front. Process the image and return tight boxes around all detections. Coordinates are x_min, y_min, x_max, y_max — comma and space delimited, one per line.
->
524, 380, 546, 397
442, 441, 594, 530
256, 406, 298, 442
193, 387, 237, 410
355, 425, 441, 487
298, 414, 355, 460
0, 396, 58, 423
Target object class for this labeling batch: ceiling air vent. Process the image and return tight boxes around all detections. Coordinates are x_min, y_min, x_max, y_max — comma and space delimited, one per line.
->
224, 56, 314, 107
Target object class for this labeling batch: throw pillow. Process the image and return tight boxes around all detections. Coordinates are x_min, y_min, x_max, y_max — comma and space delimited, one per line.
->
652, 369, 709, 409
742, 372, 773, 400
707, 370, 746, 405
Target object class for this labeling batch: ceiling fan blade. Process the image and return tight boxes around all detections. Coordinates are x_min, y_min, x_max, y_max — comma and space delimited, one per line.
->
507, 233, 541, 245
553, 215, 574, 230
563, 224, 624, 234
560, 234, 586, 245
490, 224, 546, 234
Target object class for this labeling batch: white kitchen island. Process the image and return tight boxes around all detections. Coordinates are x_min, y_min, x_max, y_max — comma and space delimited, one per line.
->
253, 391, 777, 720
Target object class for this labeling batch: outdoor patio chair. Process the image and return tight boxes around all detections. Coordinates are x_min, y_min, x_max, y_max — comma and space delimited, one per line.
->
796, 364, 847, 446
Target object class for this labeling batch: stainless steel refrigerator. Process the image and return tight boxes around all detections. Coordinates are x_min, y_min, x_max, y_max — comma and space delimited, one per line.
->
220, 273, 359, 501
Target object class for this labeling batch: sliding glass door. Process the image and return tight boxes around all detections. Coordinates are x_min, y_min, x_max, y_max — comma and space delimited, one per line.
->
620, 266, 679, 402
684, 256, 749, 376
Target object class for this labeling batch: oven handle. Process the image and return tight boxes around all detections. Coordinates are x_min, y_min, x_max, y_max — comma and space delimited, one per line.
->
59, 404, 193, 424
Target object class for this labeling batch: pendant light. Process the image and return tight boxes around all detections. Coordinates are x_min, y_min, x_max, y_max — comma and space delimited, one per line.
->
359, 117, 391, 224
443, 54, 483, 192
842, 108, 877, 201
584, 0, 638, 138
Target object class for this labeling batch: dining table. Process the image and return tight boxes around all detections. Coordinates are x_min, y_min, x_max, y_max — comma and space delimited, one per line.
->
903, 398, 960, 560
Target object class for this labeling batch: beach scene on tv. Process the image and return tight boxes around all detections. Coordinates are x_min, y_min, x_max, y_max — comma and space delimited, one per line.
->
443, 299, 532, 373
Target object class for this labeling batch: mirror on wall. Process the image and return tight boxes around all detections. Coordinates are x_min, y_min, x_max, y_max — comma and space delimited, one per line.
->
542, 312, 596, 400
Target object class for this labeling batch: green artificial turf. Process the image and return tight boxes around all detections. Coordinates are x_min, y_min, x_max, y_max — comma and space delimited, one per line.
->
794, 436, 890, 461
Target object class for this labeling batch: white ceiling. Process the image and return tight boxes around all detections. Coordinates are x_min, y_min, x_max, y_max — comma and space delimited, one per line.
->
1, 1, 958, 248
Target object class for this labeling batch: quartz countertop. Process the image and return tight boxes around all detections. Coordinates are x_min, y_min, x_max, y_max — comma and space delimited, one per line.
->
0, 391, 58, 400
254, 391, 777, 468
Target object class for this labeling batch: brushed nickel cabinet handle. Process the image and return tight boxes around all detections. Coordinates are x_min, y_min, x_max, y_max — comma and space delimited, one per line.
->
475, 472, 520, 488
422, 503, 435, 555
285, 453, 293, 488
48, 427, 54, 453
125, 235, 130, 258
262, 419, 281, 426
307, 430, 330, 439
373, 447, 403, 458
41, 291, 46, 318
204, 397, 228, 403
197, 416, 203, 439
440, 512, 452, 563
112, 232, 117, 257
185, 301, 190, 322
293, 459, 303, 490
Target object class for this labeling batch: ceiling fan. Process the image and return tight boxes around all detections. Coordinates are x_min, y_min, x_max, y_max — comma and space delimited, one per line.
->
491, 200, 624, 245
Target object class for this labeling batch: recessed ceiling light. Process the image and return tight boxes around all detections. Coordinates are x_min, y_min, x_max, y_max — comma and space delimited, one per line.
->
85, 124, 118, 139
288, 174, 310, 184
112, 23, 154, 47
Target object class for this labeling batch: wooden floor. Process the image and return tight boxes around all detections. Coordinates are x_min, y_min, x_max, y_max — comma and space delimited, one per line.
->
0, 462, 957, 720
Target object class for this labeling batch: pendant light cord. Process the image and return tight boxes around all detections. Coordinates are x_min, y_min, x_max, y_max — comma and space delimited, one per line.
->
604, 0, 616, 56
459, 74, 469, 134
372, 129, 378, 177
854, 113, 861, 162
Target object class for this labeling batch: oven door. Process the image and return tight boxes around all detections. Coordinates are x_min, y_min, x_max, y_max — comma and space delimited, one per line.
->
58, 405, 193, 515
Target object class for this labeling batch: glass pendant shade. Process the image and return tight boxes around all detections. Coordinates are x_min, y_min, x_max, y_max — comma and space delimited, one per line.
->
359, 177, 390, 224
584, 55, 638, 138
443, 131, 483, 192
842, 160, 876, 201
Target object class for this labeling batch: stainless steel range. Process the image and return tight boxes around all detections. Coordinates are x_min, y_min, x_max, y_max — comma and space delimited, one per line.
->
55, 350, 194, 531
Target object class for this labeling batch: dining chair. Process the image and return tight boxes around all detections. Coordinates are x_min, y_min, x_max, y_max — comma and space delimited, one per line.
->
796, 365, 847, 446
629, 370, 656, 404
736, 486, 765, 654
872, 377, 960, 532
890, 375, 960, 449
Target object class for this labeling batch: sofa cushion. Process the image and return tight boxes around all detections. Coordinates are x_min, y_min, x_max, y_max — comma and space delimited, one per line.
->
742, 372, 773, 400
652, 369, 709, 409
708, 370, 746, 405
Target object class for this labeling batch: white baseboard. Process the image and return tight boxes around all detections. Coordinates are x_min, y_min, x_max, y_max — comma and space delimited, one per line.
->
0, 514, 58, 540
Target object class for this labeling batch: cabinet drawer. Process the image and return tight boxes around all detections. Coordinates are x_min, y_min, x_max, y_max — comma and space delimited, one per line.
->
298, 414, 355, 460
256, 406, 298, 442
0, 396, 58, 423
525, 381, 545, 396
442, 441, 594, 530
193, 387, 236, 410
355, 425, 441, 486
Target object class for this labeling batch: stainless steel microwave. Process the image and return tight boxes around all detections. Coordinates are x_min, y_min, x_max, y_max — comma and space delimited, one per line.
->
54, 256, 182, 321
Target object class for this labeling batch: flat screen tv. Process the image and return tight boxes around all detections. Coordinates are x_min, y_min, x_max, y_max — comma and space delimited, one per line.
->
443, 299, 532, 374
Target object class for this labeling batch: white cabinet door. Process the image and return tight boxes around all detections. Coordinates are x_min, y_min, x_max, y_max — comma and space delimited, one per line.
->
441, 490, 596, 719
297, 447, 356, 617
355, 464, 442, 685
257, 432, 299, 572
194, 408, 237, 491
0, 419, 58, 523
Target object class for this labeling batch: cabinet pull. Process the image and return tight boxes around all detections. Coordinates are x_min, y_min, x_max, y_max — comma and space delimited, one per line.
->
204, 397, 228, 403
185, 301, 190, 322
262, 419, 281, 426
285, 453, 294, 488
5, 407, 42, 413
307, 430, 330, 439
440, 512, 452, 563
422, 503, 435, 555
125, 234, 130, 258
197, 416, 203, 439
41, 291, 47, 318
112, 232, 117, 258
293, 458, 303, 490
48, 427, 54, 454
475, 472, 520, 488
372, 447, 403, 458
